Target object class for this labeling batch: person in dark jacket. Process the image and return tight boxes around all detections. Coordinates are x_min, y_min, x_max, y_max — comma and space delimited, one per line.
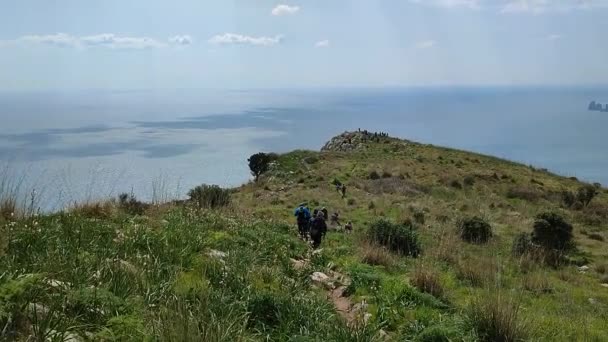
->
321, 207, 329, 222
294, 204, 311, 239
341, 184, 347, 198
310, 212, 328, 249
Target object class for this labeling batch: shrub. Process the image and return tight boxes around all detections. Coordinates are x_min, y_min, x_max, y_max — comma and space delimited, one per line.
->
411, 267, 444, 299
467, 293, 526, 342
0, 197, 17, 221
449, 180, 463, 189
347, 198, 356, 206
303, 156, 319, 164
463, 175, 476, 187
369, 171, 381, 180
413, 211, 426, 225
117, 193, 148, 215
532, 212, 573, 251
188, 184, 231, 209
247, 292, 282, 328
382, 171, 392, 178
578, 202, 608, 226
561, 190, 577, 208
367, 219, 421, 257
457, 217, 492, 244
511, 233, 534, 257
248, 152, 276, 181
594, 263, 607, 274
72, 201, 115, 219
368, 201, 376, 210
577, 184, 598, 207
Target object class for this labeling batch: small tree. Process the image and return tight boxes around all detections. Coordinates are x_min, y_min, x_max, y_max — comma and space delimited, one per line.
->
248, 153, 275, 181
532, 212, 573, 251
458, 217, 492, 244
577, 184, 598, 207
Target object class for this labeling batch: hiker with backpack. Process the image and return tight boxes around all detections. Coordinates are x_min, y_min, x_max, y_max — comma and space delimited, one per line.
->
310, 211, 328, 249
330, 212, 341, 227
294, 203, 311, 239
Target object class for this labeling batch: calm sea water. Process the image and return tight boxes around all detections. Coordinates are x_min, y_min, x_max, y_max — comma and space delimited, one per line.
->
1, 86, 607, 210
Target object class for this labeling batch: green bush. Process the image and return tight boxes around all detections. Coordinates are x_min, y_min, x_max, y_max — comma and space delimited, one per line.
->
188, 184, 231, 209
457, 217, 492, 244
413, 211, 426, 225
577, 184, 598, 207
532, 212, 573, 251
247, 292, 283, 328
463, 175, 476, 187
450, 180, 463, 189
118, 193, 148, 215
561, 190, 577, 208
415, 324, 462, 342
369, 171, 381, 180
367, 219, 421, 257
511, 233, 534, 257
382, 171, 392, 178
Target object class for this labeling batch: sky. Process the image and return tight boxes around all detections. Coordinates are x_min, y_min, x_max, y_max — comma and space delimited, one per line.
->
1, 0, 608, 91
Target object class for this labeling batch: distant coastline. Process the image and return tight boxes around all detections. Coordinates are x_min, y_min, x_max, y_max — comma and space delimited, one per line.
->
588, 100, 608, 112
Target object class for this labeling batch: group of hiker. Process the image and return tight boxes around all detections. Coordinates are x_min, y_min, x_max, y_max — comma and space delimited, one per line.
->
294, 203, 353, 249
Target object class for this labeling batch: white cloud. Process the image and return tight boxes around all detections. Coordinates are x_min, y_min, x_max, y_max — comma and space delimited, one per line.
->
19, 33, 78, 47
409, 0, 480, 9
169, 35, 193, 45
502, 0, 608, 13
546, 34, 562, 41
3, 33, 184, 49
80, 34, 165, 49
315, 40, 330, 48
410, 0, 608, 13
415, 40, 437, 49
208, 33, 283, 46
271, 4, 300, 16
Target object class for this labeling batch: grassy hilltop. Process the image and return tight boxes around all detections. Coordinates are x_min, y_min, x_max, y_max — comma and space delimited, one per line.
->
1, 131, 607, 341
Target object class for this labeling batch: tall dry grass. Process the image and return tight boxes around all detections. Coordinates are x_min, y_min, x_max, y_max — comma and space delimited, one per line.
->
359, 240, 396, 268
467, 291, 527, 342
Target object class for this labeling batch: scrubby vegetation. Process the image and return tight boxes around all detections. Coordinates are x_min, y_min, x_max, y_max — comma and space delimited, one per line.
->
367, 219, 421, 257
2, 131, 608, 340
187, 184, 231, 209
457, 217, 493, 244
532, 212, 574, 252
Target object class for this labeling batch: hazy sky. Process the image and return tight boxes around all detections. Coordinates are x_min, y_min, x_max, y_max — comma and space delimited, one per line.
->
1, 0, 607, 90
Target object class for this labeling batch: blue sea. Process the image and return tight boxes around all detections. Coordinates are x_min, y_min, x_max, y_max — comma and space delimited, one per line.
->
1, 86, 607, 210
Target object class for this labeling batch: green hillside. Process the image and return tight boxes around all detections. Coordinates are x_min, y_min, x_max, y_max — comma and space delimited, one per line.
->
1, 131, 607, 341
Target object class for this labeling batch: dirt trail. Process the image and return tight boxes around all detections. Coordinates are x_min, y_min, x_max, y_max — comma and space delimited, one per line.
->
293, 257, 362, 326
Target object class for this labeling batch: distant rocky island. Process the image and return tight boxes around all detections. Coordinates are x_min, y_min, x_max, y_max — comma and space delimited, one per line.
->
588, 101, 608, 112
